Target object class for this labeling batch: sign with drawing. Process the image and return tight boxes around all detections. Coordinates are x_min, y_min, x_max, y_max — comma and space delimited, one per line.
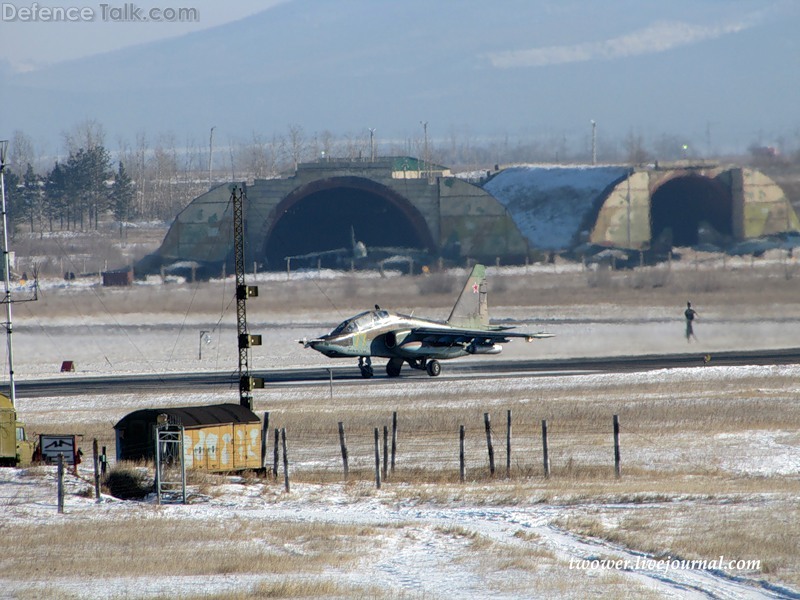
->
40, 434, 79, 465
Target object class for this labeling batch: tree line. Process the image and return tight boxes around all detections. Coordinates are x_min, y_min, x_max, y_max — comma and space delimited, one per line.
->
7, 147, 135, 233
5, 129, 136, 234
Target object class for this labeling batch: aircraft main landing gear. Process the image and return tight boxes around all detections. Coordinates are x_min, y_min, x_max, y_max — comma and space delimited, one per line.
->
425, 359, 441, 377
358, 356, 373, 378
386, 358, 403, 378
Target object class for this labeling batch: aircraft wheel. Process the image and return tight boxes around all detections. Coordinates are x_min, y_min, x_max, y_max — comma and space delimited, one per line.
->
425, 359, 441, 377
386, 359, 403, 378
360, 365, 374, 378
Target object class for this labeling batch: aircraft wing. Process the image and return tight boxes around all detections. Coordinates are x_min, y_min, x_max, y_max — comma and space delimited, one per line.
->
285, 247, 349, 261
411, 327, 554, 344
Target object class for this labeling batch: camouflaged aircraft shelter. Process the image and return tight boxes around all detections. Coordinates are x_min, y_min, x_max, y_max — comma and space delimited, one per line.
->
485, 162, 800, 253
139, 157, 800, 274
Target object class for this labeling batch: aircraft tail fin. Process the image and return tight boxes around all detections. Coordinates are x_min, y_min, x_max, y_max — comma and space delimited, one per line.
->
446, 264, 490, 329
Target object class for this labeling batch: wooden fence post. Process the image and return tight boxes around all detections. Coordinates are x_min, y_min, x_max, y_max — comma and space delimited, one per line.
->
281, 428, 290, 493
382, 425, 389, 480
484, 412, 495, 477
261, 412, 269, 470
374, 428, 381, 489
391, 411, 397, 473
92, 438, 101, 501
57, 453, 65, 514
338, 421, 349, 481
459, 425, 466, 482
506, 409, 512, 478
273, 427, 280, 478
541, 419, 550, 479
613, 414, 621, 478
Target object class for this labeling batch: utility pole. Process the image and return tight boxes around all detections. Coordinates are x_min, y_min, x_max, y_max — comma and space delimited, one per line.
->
0, 141, 38, 409
0, 140, 15, 406
208, 126, 215, 187
420, 121, 429, 181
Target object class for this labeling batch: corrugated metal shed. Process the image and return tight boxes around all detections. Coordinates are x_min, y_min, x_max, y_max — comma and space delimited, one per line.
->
102, 268, 134, 286
115, 404, 259, 430
483, 166, 629, 250
114, 403, 263, 468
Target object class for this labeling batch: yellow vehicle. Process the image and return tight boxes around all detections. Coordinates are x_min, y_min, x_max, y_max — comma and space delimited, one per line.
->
0, 393, 34, 467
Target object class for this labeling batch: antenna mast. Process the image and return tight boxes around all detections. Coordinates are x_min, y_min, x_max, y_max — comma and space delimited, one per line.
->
0, 140, 16, 407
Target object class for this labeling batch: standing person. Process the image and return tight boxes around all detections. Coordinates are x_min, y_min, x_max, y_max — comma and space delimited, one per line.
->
684, 301, 698, 342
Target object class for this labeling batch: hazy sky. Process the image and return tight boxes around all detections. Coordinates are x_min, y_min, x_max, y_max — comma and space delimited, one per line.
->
0, 0, 285, 69
2, 0, 797, 155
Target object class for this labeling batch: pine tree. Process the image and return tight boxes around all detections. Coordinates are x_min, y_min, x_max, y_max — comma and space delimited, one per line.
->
44, 162, 68, 231
63, 145, 111, 230
21, 163, 43, 232
1, 170, 21, 238
112, 161, 135, 224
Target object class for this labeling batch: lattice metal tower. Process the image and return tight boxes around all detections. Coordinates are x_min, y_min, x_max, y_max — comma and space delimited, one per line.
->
231, 185, 262, 410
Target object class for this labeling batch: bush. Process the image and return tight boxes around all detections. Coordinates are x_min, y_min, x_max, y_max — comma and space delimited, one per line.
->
104, 464, 153, 500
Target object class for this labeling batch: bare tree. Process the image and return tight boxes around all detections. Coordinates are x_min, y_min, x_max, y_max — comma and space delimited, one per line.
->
133, 130, 149, 218
653, 134, 689, 162
62, 119, 106, 155
287, 124, 306, 170
150, 134, 179, 220
319, 130, 335, 159
241, 132, 282, 180
623, 131, 652, 165
9, 130, 35, 174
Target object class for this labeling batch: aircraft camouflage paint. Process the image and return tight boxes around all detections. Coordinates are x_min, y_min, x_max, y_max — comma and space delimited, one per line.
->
300, 264, 553, 377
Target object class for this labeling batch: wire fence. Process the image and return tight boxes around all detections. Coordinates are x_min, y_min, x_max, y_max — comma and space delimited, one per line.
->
101, 405, 742, 487
258, 410, 653, 484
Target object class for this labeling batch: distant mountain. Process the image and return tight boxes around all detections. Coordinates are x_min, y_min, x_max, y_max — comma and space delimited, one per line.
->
1, 0, 798, 154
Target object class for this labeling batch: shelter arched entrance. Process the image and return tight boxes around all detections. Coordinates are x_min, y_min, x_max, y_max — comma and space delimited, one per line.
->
262, 176, 435, 269
650, 174, 732, 247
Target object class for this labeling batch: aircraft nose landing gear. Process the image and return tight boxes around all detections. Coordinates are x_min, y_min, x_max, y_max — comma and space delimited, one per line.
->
425, 359, 441, 377
358, 356, 374, 378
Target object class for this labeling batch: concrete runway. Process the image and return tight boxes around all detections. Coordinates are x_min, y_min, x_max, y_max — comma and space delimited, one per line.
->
13, 347, 800, 397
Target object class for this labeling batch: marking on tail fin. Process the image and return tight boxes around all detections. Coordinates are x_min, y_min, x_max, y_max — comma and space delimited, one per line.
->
447, 264, 490, 329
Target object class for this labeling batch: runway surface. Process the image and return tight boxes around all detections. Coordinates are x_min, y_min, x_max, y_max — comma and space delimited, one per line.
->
10, 347, 800, 398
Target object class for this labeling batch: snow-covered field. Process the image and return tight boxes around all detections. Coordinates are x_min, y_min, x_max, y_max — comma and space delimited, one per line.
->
1, 458, 797, 600
2, 266, 800, 599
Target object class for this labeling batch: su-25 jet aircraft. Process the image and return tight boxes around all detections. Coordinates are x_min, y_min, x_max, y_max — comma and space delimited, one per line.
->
301, 264, 554, 378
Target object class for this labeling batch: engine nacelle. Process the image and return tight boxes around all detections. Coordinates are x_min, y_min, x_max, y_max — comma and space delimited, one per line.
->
466, 343, 502, 355
384, 330, 411, 349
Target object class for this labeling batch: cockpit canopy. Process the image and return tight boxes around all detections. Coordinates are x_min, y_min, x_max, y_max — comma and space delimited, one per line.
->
329, 310, 391, 336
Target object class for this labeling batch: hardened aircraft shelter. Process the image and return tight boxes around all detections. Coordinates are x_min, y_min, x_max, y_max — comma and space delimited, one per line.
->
139, 157, 799, 274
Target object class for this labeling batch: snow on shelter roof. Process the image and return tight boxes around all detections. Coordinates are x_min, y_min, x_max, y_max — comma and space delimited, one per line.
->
115, 403, 260, 430
483, 165, 630, 250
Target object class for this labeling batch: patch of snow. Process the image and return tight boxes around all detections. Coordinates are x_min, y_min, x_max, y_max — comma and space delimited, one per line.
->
483, 165, 630, 249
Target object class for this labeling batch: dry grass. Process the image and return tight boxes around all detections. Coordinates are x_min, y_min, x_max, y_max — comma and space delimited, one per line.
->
24, 581, 384, 600
1, 516, 377, 580
556, 501, 800, 587
8, 246, 800, 596
250, 364, 800, 488
16, 248, 800, 321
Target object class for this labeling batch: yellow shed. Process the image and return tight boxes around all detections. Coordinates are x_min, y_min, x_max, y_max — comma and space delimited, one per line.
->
114, 403, 262, 471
